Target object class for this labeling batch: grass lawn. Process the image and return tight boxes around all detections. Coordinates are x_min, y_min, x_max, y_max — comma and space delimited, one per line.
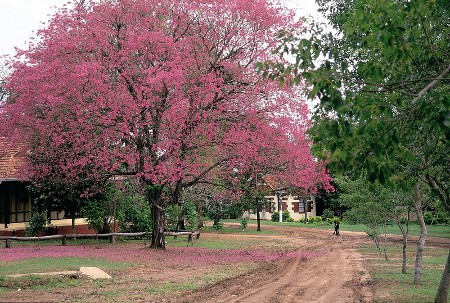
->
0, 257, 131, 294
359, 243, 449, 302
0, 257, 131, 276
223, 219, 450, 238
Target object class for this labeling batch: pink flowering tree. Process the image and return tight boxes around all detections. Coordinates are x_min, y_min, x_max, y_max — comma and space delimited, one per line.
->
1, 0, 331, 248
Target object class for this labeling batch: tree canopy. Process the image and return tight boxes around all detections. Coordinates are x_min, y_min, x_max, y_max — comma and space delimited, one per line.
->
1, 0, 332, 248
260, 0, 449, 206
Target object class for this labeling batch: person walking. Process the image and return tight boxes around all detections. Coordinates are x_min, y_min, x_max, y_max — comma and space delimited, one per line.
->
333, 220, 340, 236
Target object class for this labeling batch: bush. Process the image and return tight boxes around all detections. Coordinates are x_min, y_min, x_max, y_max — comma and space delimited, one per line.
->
25, 213, 48, 236
81, 200, 111, 233
327, 217, 341, 224
223, 202, 244, 219
342, 209, 361, 224
117, 197, 152, 233
307, 216, 322, 224
213, 221, 223, 230
184, 200, 199, 230
424, 211, 449, 225
271, 210, 293, 222
240, 218, 248, 230
323, 208, 335, 219
166, 200, 199, 230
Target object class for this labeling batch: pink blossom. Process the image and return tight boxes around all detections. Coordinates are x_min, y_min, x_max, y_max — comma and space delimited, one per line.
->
0, 243, 320, 264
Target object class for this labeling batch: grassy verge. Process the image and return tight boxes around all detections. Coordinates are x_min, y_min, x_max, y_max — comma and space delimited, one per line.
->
0, 257, 129, 293
165, 235, 268, 250
359, 243, 449, 302
223, 219, 450, 238
0, 256, 131, 276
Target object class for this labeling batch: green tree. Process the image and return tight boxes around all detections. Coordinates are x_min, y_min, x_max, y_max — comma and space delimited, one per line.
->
259, 0, 449, 293
239, 173, 268, 232
339, 177, 413, 272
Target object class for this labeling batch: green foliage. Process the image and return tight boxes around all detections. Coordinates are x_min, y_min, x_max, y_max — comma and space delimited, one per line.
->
311, 216, 323, 223
326, 217, 340, 224
300, 216, 325, 224
117, 196, 152, 233
337, 176, 414, 252
323, 208, 335, 219
240, 218, 248, 230
271, 210, 292, 222
80, 182, 152, 233
25, 213, 49, 236
165, 204, 179, 229
263, 0, 450, 216
212, 221, 223, 230
183, 200, 199, 230
271, 211, 278, 222
165, 199, 198, 230
423, 211, 449, 226
205, 201, 244, 221
81, 199, 110, 233
223, 203, 245, 219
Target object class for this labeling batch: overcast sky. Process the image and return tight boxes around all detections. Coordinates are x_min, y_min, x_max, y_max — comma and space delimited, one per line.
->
0, 0, 323, 59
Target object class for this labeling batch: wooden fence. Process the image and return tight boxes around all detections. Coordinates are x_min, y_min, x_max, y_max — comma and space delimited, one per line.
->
0, 230, 200, 248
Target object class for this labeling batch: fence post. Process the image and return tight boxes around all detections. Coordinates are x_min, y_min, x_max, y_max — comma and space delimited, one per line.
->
5, 238, 11, 248
110, 234, 116, 244
62, 235, 67, 246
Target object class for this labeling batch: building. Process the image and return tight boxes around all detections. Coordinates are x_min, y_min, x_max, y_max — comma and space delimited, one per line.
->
246, 175, 317, 222
0, 140, 68, 235
0, 141, 33, 228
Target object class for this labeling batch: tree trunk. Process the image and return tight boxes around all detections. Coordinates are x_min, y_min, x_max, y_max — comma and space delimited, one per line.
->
213, 212, 222, 227
414, 181, 427, 286
401, 223, 408, 274
195, 199, 204, 230
148, 185, 165, 249
256, 197, 261, 232
71, 211, 76, 235
304, 200, 308, 224
174, 181, 185, 231
435, 250, 450, 303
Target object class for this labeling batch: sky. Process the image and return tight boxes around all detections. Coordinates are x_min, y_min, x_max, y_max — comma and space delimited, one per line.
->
0, 0, 323, 60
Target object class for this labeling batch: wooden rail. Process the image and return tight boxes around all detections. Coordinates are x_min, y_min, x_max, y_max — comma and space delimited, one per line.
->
1, 230, 200, 248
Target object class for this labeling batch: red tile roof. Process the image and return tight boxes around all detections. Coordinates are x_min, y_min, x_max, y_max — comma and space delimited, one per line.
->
0, 139, 26, 180
261, 175, 289, 191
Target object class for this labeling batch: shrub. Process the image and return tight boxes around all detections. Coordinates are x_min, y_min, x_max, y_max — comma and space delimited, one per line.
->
240, 218, 248, 230
271, 210, 293, 222
81, 200, 111, 233
166, 199, 198, 230
25, 213, 49, 236
213, 221, 223, 230
424, 211, 449, 225
117, 197, 152, 233
184, 200, 199, 230
323, 208, 335, 219
327, 217, 341, 224
307, 216, 322, 223
165, 204, 179, 229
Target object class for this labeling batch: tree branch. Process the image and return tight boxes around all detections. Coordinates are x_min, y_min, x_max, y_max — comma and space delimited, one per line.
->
411, 63, 450, 105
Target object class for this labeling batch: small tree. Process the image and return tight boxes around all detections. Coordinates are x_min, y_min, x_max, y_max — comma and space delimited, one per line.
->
339, 177, 412, 268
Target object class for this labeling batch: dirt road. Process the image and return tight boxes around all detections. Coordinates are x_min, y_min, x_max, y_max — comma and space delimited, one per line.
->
3, 224, 379, 303
172, 225, 373, 303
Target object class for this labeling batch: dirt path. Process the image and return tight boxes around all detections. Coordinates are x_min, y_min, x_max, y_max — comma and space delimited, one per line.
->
171, 225, 373, 303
